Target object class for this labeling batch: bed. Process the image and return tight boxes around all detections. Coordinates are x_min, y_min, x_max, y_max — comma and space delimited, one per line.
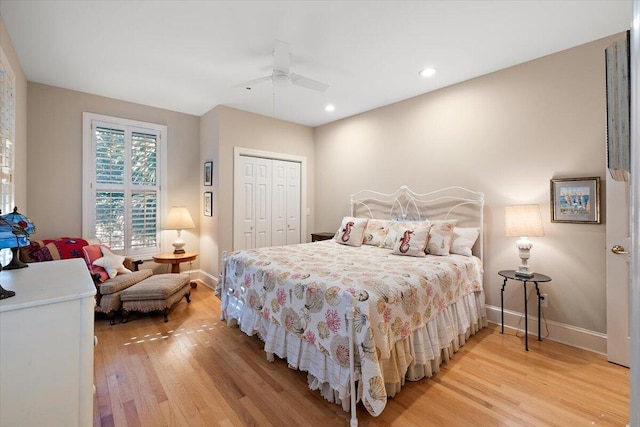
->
219, 186, 487, 426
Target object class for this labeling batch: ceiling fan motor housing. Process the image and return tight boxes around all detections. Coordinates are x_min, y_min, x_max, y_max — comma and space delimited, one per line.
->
272, 70, 291, 87
237, 41, 328, 92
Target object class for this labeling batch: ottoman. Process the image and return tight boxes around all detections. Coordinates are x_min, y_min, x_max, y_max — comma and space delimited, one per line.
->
95, 269, 153, 325
121, 273, 191, 323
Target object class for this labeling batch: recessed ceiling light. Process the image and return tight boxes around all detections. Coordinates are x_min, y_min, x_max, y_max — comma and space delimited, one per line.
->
325, 104, 335, 112
419, 67, 436, 78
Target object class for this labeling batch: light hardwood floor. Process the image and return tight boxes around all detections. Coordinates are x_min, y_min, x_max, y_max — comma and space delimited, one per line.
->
93, 285, 629, 427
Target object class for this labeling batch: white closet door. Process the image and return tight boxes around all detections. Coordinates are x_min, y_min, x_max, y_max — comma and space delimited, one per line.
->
254, 158, 272, 248
271, 160, 288, 247
285, 161, 301, 245
233, 152, 302, 250
234, 156, 257, 250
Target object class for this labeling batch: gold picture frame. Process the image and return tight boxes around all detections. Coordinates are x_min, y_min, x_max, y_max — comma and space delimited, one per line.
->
550, 177, 601, 224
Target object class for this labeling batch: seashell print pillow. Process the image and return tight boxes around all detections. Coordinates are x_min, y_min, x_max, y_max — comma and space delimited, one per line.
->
426, 220, 457, 256
391, 222, 431, 257
362, 219, 391, 247
335, 217, 369, 247
383, 220, 425, 249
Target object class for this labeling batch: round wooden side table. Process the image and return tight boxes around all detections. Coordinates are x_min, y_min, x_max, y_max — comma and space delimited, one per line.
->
153, 251, 198, 288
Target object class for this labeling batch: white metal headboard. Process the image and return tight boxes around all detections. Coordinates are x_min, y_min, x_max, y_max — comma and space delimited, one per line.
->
349, 185, 485, 259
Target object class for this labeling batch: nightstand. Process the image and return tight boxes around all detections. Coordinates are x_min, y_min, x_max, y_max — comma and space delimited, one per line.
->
498, 270, 551, 351
311, 232, 334, 242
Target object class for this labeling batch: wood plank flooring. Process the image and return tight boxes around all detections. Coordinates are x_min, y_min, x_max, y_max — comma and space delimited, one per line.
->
93, 285, 629, 426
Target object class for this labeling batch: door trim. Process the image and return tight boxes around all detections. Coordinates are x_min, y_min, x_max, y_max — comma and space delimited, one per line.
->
233, 147, 307, 249
629, 0, 639, 423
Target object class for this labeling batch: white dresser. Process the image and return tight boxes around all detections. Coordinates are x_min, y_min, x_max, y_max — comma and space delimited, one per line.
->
0, 258, 96, 427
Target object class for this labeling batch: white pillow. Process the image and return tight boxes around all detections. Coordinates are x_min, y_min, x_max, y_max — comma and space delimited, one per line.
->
383, 220, 425, 249
426, 220, 457, 256
391, 222, 431, 257
335, 217, 368, 247
450, 227, 480, 257
362, 219, 391, 247
93, 246, 132, 279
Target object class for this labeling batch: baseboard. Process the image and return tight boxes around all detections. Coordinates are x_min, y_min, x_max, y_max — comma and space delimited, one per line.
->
485, 304, 607, 355
184, 269, 218, 290
198, 269, 219, 289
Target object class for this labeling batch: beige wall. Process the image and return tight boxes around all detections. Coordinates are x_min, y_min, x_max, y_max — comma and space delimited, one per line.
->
26, 83, 201, 268
24, 85, 314, 280
0, 15, 27, 211
314, 34, 621, 334
199, 106, 220, 281
202, 105, 315, 276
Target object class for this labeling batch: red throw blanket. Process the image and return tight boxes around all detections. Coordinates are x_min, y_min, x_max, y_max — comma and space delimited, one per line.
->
25, 237, 89, 262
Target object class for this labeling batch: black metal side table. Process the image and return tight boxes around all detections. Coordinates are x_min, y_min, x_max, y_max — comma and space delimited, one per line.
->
498, 270, 552, 351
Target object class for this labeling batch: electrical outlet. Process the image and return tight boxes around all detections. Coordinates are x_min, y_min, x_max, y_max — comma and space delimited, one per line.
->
540, 293, 548, 308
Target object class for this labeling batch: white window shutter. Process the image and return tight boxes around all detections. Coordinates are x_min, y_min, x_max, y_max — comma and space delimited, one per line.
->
83, 114, 166, 257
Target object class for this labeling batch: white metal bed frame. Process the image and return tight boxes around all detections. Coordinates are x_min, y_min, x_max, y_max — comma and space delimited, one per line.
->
350, 185, 485, 259
220, 185, 485, 426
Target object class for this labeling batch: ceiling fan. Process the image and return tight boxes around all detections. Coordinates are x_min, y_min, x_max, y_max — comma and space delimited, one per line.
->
238, 40, 329, 92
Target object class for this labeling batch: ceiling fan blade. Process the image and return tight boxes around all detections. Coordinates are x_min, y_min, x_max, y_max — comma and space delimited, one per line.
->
235, 75, 272, 89
290, 73, 329, 92
273, 40, 290, 73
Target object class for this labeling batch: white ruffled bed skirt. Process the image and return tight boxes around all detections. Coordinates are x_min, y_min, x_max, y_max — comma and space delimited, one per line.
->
222, 289, 487, 412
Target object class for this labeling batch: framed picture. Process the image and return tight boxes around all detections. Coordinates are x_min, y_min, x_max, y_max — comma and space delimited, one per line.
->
204, 161, 212, 186
204, 192, 213, 217
550, 177, 601, 224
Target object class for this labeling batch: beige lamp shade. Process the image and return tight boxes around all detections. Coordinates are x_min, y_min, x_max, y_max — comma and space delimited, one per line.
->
163, 206, 195, 254
505, 204, 544, 237
163, 206, 195, 230
505, 204, 544, 277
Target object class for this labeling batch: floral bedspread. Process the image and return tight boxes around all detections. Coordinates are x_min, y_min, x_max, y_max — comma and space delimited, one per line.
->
223, 240, 483, 416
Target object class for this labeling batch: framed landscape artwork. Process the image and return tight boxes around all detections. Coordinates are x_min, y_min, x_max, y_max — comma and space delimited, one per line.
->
550, 177, 601, 224
204, 161, 212, 186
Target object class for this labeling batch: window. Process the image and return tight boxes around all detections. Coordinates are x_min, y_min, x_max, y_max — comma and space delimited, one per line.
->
0, 47, 15, 216
83, 113, 167, 258
0, 47, 16, 265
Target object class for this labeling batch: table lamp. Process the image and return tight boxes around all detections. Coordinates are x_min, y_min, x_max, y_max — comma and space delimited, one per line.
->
0, 215, 30, 299
505, 204, 544, 277
163, 206, 195, 254
2, 207, 36, 270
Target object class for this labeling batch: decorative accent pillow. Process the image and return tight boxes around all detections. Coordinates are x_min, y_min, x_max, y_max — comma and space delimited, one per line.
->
30, 238, 89, 262
362, 219, 390, 247
450, 227, 480, 257
82, 244, 110, 282
391, 222, 431, 257
335, 217, 368, 247
20, 240, 51, 263
383, 220, 425, 249
20, 239, 48, 263
92, 246, 131, 279
426, 220, 457, 256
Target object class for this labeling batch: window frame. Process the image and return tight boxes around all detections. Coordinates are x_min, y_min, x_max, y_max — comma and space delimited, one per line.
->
82, 112, 167, 259
0, 46, 16, 265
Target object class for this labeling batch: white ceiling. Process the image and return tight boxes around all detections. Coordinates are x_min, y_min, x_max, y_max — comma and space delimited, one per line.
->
0, 1, 632, 127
